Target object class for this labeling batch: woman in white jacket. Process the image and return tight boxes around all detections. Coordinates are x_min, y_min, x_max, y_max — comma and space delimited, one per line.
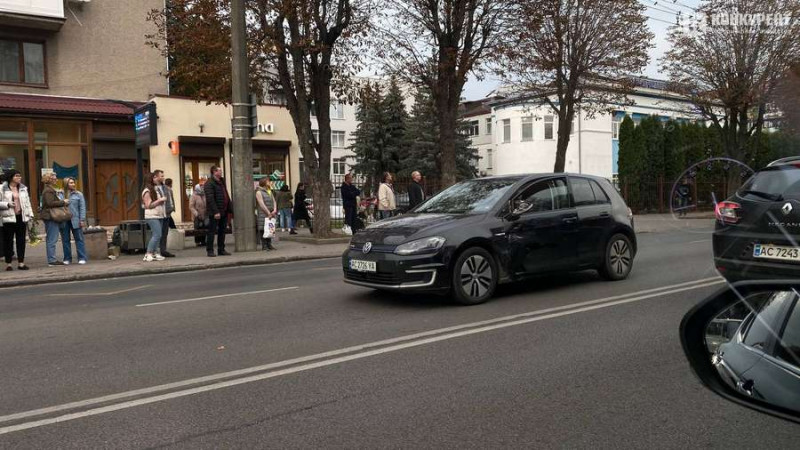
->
1, 169, 35, 271
377, 172, 396, 220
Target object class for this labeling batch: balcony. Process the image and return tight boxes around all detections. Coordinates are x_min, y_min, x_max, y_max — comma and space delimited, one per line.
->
0, 0, 66, 31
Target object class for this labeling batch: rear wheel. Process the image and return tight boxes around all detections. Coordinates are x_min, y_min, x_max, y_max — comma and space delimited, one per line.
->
451, 247, 497, 305
599, 234, 634, 281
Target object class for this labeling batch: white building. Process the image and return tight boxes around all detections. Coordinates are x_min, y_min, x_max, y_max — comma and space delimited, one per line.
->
464, 78, 702, 180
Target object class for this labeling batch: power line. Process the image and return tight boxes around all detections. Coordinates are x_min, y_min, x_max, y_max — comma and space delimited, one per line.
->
641, 0, 683, 15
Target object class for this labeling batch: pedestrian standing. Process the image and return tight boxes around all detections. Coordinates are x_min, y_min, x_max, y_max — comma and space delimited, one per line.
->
142, 171, 167, 262
204, 165, 233, 257
40, 172, 69, 266
61, 177, 87, 265
341, 173, 361, 232
189, 184, 207, 247
408, 170, 425, 209
293, 183, 312, 234
677, 178, 691, 218
378, 172, 396, 220
276, 184, 294, 233
165, 178, 177, 230
1, 169, 34, 270
255, 179, 277, 250
155, 172, 176, 257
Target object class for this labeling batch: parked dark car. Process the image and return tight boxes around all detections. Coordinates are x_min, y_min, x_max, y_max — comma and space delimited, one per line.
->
711, 289, 800, 413
713, 156, 800, 281
342, 174, 637, 305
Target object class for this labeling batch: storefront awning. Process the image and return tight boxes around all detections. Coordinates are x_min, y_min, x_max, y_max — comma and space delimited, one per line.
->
0, 93, 141, 119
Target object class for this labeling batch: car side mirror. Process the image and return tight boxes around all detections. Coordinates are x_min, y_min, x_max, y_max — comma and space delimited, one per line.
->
505, 201, 533, 221
681, 280, 800, 424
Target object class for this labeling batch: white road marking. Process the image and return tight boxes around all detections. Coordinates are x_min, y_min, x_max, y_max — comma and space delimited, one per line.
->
688, 239, 712, 244
47, 285, 153, 297
0, 277, 724, 435
135, 286, 299, 307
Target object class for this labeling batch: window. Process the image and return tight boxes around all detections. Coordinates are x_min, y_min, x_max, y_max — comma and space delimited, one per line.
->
311, 129, 319, 144
521, 117, 533, 141
0, 40, 45, 85
333, 158, 347, 175
299, 157, 306, 183
589, 180, 610, 204
466, 120, 480, 136
570, 177, 596, 207
775, 295, 800, 367
331, 130, 346, 148
516, 178, 570, 213
487, 149, 493, 170
612, 115, 622, 139
331, 102, 345, 119
502, 119, 511, 143
744, 293, 791, 351
485, 118, 492, 135
544, 115, 554, 140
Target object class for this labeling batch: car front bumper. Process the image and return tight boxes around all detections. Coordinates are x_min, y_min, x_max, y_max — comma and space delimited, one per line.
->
342, 249, 450, 292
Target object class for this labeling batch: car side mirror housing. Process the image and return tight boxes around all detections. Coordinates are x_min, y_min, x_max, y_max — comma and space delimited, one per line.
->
681, 280, 800, 424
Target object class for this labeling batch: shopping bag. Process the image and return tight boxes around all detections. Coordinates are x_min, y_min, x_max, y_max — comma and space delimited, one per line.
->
342, 224, 353, 236
263, 218, 276, 239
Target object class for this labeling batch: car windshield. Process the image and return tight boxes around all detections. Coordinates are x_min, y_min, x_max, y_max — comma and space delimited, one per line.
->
738, 165, 800, 200
414, 178, 518, 214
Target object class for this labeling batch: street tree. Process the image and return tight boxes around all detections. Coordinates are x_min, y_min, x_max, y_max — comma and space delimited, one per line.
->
377, 0, 507, 188
148, 0, 372, 237
662, 0, 800, 194
499, 0, 652, 173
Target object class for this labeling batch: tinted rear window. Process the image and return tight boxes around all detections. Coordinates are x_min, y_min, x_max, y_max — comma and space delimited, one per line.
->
739, 166, 800, 200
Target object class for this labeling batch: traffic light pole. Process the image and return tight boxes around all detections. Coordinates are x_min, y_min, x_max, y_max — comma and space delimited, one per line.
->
230, 0, 257, 252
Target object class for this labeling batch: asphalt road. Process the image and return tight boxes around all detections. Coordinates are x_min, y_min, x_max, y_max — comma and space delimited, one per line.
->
0, 227, 797, 448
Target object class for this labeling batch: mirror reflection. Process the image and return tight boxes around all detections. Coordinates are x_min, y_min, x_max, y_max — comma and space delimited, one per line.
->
705, 289, 800, 414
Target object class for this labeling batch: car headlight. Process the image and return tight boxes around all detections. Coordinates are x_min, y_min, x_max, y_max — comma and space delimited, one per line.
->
394, 236, 446, 255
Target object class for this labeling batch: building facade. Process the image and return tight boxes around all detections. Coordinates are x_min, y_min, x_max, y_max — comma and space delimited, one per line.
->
0, 0, 168, 225
466, 79, 701, 181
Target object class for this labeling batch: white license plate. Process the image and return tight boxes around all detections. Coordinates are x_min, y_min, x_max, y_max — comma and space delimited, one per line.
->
350, 259, 376, 272
753, 244, 800, 262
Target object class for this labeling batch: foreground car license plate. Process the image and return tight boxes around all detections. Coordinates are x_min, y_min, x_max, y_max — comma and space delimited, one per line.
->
350, 259, 377, 272
753, 244, 800, 262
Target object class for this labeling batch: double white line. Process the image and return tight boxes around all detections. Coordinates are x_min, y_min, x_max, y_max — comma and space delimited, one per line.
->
0, 276, 723, 435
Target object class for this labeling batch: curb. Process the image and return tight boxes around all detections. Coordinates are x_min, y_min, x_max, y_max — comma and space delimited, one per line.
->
0, 253, 344, 289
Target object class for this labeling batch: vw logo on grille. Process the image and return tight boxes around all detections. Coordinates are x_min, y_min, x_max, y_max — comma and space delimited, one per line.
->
362, 242, 373, 254
783, 202, 793, 216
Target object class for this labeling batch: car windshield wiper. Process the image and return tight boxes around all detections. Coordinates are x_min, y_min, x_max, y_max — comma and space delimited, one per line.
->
740, 190, 783, 201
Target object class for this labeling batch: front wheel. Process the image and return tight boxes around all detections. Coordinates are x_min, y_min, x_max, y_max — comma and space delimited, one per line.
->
451, 247, 498, 305
599, 234, 634, 281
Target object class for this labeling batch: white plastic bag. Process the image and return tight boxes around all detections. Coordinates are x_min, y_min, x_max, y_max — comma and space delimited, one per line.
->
342, 224, 352, 236
263, 218, 276, 238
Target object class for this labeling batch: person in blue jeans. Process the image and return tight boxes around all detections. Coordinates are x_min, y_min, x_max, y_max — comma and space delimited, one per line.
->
40, 172, 68, 266
142, 171, 167, 262
61, 177, 87, 265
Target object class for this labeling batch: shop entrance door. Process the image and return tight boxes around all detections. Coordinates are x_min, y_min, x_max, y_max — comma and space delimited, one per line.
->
95, 160, 148, 225
181, 158, 220, 223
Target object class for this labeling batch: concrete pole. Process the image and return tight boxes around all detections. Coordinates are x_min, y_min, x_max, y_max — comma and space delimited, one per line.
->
230, 0, 257, 251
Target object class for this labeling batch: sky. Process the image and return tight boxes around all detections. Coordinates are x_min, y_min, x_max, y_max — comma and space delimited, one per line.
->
461, 0, 703, 100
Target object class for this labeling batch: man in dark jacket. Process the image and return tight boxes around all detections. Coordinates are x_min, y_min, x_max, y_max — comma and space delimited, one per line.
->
204, 166, 233, 257
408, 171, 425, 209
341, 174, 361, 232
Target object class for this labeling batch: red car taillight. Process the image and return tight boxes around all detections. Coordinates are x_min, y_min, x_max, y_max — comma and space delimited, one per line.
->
715, 201, 741, 224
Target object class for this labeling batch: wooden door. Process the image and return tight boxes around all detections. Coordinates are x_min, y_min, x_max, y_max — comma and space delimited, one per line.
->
94, 160, 148, 226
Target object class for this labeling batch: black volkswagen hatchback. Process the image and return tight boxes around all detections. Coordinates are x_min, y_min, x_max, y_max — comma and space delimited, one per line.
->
713, 156, 800, 281
343, 174, 637, 305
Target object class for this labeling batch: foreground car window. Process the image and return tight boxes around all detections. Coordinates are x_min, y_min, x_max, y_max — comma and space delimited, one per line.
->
415, 179, 518, 214
738, 166, 800, 200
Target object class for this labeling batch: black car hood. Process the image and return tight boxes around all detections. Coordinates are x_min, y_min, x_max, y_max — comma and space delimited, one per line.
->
352, 213, 482, 246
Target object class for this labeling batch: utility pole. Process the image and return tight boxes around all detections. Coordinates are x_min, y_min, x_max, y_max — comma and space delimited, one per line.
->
230, 0, 257, 251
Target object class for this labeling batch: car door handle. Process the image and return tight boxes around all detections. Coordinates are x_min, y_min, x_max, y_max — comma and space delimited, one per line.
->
562, 217, 578, 224
599, 211, 611, 218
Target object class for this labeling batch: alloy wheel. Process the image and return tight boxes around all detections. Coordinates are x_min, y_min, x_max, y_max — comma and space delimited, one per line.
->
460, 255, 493, 299
609, 239, 632, 276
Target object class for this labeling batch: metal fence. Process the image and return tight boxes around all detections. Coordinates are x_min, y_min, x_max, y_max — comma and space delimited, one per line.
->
619, 177, 737, 214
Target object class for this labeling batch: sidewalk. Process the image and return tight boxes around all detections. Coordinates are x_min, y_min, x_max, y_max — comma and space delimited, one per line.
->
0, 229, 347, 288
633, 212, 716, 233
